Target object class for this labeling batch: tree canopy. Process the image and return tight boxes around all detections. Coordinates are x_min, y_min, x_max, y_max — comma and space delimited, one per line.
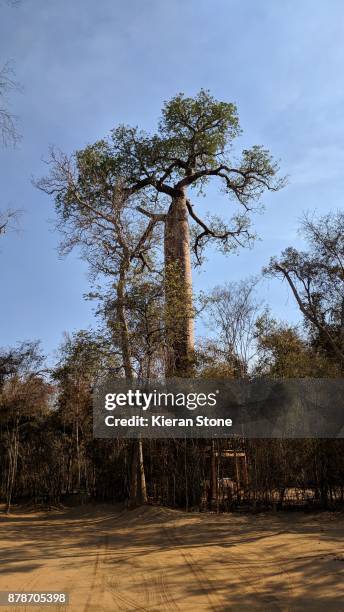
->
39, 89, 285, 265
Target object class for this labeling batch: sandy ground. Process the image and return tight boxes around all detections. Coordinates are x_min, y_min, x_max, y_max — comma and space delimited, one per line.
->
0, 504, 343, 611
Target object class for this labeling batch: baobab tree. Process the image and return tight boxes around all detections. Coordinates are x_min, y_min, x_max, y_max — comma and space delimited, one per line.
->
39, 90, 284, 376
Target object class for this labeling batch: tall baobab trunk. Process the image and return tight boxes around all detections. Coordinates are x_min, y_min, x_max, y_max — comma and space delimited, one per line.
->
164, 191, 195, 376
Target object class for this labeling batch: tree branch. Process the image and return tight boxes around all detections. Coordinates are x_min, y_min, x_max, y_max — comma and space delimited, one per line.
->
275, 263, 344, 363
136, 206, 166, 222
186, 199, 248, 264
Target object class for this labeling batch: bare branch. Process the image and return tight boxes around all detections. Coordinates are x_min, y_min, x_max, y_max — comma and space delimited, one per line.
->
136, 206, 166, 222
0, 62, 21, 147
0, 208, 21, 235
186, 199, 251, 265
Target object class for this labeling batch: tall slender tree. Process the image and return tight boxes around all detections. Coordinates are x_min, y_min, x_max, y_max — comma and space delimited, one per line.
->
36, 164, 162, 506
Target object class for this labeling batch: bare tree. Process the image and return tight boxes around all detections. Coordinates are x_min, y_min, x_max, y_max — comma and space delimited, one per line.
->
0, 63, 21, 234
0, 207, 21, 235
0, 62, 20, 147
203, 278, 262, 375
1, 0, 23, 232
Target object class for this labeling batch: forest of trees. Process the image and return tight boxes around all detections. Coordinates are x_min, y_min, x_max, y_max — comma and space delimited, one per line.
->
1, 91, 343, 513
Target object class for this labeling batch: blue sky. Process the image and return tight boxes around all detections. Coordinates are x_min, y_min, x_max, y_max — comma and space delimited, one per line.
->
1, 0, 344, 360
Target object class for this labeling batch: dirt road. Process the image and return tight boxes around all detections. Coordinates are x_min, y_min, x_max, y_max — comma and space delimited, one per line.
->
0, 504, 343, 611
